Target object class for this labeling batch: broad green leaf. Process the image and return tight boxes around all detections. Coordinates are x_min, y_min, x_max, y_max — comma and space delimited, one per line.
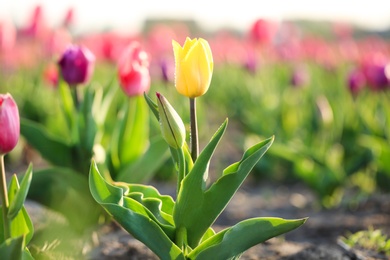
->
0, 236, 24, 260
89, 162, 184, 260
10, 207, 34, 245
103, 203, 185, 260
20, 118, 73, 168
89, 161, 123, 205
175, 135, 274, 247
125, 184, 175, 215
116, 135, 170, 183
7, 174, 34, 244
8, 164, 33, 219
90, 162, 175, 237
189, 217, 307, 260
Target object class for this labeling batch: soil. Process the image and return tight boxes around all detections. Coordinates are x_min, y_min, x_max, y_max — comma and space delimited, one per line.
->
25, 180, 390, 260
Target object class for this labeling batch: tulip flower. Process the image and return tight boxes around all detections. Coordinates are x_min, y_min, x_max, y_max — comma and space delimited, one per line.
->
58, 44, 95, 86
156, 92, 186, 149
0, 93, 20, 155
118, 41, 151, 97
172, 37, 213, 98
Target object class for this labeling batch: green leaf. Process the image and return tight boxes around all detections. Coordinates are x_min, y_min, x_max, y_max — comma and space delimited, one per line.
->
144, 92, 159, 120
0, 236, 24, 260
175, 135, 274, 247
20, 118, 74, 168
103, 203, 185, 260
116, 135, 170, 183
189, 217, 307, 260
125, 184, 175, 216
10, 207, 34, 245
78, 86, 98, 154
118, 95, 149, 164
89, 161, 184, 260
8, 164, 33, 219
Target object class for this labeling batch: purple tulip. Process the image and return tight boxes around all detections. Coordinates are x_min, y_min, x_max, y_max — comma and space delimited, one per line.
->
0, 93, 20, 155
347, 69, 366, 94
58, 44, 95, 86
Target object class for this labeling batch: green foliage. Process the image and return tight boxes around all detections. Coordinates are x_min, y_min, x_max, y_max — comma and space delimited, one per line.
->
90, 94, 306, 259
0, 166, 34, 260
340, 227, 390, 256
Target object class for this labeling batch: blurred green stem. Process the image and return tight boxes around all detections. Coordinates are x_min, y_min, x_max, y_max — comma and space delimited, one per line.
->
0, 155, 10, 239
71, 85, 81, 111
189, 98, 198, 161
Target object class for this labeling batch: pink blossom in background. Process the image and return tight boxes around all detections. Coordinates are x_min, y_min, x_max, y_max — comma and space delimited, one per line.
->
0, 20, 16, 52
248, 18, 278, 47
118, 41, 151, 97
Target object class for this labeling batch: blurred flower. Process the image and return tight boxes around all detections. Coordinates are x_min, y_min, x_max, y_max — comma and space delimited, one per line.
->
44, 27, 72, 58
361, 56, 390, 90
347, 68, 366, 94
248, 18, 278, 46
43, 62, 59, 88
0, 20, 16, 52
290, 66, 309, 87
0, 93, 20, 155
156, 92, 186, 149
118, 41, 151, 97
63, 7, 75, 28
58, 44, 95, 86
20, 5, 49, 39
172, 37, 213, 98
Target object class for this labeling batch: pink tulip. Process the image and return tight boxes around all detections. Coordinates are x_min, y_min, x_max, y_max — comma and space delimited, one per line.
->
118, 41, 150, 97
58, 44, 95, 86
248, 19, 278, 46
0, 93, 20, 155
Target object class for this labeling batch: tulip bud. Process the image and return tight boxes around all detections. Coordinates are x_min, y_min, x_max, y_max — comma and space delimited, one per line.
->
118, 41, 151, 97
58, 44, 95, 86
0, 93, 20, 155
172, 37, 213, 98
156, 93, 186, 149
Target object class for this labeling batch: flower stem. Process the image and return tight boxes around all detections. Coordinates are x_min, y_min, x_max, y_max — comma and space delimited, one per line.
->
71, 85, 81, 111
0, 155, 10, 239
176, 148, 185, 195
189, 98, 198, 162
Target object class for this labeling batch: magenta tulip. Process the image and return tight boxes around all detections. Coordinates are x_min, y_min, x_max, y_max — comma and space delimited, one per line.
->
0, 93, 20, 155
118, 41, 151, 97
58, 44, 95, 86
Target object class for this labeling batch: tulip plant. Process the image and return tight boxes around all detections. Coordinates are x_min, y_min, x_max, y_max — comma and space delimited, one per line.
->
89, 37, 306, 259
0, 93, 34, 259
20, 43, 168, 229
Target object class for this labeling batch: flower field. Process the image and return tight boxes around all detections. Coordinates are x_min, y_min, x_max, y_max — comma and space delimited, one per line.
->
1, 5, 389, 260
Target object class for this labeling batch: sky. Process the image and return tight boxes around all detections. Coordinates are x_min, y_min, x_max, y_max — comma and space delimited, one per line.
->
1, 0, 390, 34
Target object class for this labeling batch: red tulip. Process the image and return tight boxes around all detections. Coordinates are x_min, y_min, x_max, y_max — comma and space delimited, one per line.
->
118, 41, 150, 97
0, 93, 20, 155
58, 44, 95, 86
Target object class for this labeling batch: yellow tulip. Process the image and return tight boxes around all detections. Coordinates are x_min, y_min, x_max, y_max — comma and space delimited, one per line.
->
172, 37, 213, 98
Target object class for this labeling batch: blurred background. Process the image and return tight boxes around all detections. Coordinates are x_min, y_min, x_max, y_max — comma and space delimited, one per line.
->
1, 0, 390, 208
